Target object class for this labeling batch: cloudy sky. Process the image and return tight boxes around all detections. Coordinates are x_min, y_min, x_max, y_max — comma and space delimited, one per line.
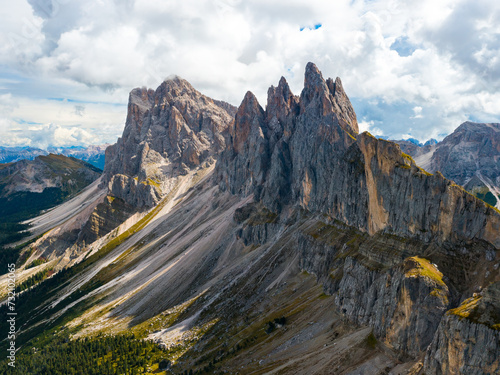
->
1, 0, 499, 148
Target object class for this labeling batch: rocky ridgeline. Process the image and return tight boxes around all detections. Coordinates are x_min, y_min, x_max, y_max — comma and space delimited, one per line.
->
104, 76, 236, 207
74, 63, 499, 373
213, 63, 500, 373
216, 62, 500, 248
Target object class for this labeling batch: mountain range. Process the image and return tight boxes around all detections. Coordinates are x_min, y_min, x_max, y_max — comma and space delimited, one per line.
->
0, 154, 101, 273
0, 144, 109, 169
0, 63, 498, 375
394, 122, 500, 210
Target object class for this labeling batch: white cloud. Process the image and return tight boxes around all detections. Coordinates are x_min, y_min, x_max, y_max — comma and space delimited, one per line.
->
0, 94, 125, 148
358, 120, 384, 137
0, 0, 499, 145
412, 106, 423, 119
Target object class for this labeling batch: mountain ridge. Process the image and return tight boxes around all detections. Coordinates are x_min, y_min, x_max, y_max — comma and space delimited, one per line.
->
1, 63, 498, 375
0, 144, 109, 169
394, 121, 500, 209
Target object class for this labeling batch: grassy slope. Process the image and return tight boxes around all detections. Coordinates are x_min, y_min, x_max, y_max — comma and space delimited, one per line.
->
0, 154, 101, 269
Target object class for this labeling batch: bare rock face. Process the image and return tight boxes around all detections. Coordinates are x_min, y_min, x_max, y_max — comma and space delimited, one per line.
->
424, 282, 500, 375
217, 63, 500, 248
104, 77, 235, 208
335, 256, 449, 358
78, 195, 137, 246
214, 63, 500, 372
429, 122, 500, 185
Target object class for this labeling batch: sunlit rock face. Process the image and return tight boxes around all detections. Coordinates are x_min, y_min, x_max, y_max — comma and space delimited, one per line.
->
104, 76, 236, 208
217, 62, 500, 248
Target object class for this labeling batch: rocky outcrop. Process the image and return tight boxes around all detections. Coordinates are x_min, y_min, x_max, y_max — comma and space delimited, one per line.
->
217, 63, 500, 248
335, 256, 449, 358
104, 77, 235, 208
78, 195, 137, 246
424, 283, 500, 374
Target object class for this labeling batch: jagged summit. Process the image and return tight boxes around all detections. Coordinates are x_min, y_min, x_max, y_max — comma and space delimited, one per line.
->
103, 75, 236, 208
218, 64, 499, 247
6, 62, 499, 375
300, 62, 358, 134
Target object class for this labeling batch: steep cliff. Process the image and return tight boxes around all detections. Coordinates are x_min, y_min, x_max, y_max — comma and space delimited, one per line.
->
424, 282, 500, 374
217, 63, 500, 248
104, 77, 235, 208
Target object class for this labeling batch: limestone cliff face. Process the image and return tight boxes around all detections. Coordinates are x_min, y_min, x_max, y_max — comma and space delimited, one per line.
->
216, 63, 500, 248
424, 315, 499, 375
424, 282, 500, 375
104, 77, 236, 208
334, 256, 449, 357
215, 63, 500, 373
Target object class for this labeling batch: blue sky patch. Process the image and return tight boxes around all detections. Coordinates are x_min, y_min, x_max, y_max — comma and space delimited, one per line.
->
300, 23, 322, 31
390, 36, 417, 57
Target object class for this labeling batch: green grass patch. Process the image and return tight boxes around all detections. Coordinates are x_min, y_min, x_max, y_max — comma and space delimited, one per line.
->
448, 296, 481, 319
405, 256, 445, 286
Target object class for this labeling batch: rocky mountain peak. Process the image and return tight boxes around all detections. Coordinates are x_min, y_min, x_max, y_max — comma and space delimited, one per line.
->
300, 62, 358, 135
218, 64, 500, 248
327, 76, 359, 134
300, 62, 332, 112
123, 87, 155, 140
233, 91, 266, 154
155, 75, 200, 105
266, 76, 299, 125
103, 76, 236, 208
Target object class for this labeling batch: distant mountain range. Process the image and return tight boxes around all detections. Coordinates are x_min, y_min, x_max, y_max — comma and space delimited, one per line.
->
393, 121, 500, 209
0, 144, 109, 169
0, 153, 101, 253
